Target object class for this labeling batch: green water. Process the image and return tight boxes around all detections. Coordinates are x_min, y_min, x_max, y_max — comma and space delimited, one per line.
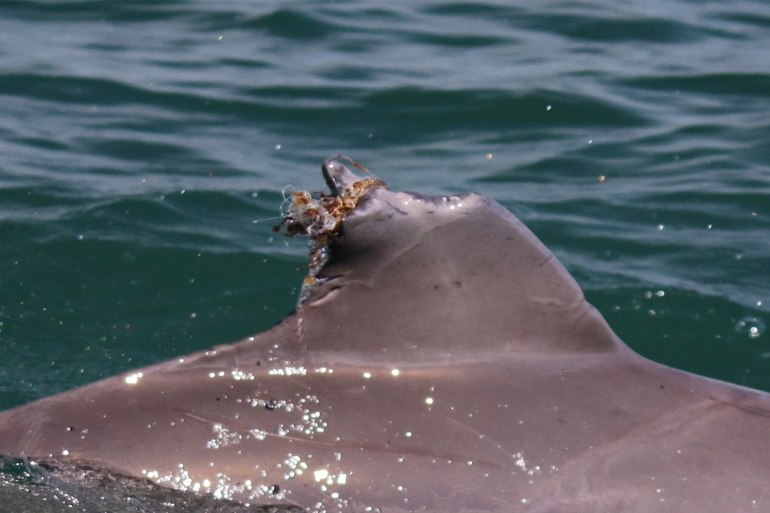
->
0, 0, 768, 414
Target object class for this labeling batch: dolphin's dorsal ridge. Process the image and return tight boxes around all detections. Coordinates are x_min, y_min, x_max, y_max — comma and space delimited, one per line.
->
301, 161, 622, 358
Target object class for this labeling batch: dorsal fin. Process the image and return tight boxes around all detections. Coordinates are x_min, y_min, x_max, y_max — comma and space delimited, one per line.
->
298, 159, 623, 359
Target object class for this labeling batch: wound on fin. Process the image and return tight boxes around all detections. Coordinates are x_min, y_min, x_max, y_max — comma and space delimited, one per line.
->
274, 158, 386, 303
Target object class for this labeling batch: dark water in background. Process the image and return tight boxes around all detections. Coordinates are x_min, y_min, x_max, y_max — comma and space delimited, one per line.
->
0, 0, 769, 497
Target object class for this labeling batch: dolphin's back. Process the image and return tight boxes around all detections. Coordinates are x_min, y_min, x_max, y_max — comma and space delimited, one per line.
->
1, 159, 770, 512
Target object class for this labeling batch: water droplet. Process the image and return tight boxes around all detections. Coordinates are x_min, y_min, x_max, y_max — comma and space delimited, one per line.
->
265, 399, 278, 411
735, 317, 765, 339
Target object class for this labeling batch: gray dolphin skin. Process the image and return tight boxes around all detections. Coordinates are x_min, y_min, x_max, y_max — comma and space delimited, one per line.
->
1, 158, 769, 512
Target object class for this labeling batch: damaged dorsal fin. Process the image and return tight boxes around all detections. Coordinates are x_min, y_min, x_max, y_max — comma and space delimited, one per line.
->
298, 159, 624, 358
323, 158, 357, 195
276, 158, 386, 304
323, 156, 369, 195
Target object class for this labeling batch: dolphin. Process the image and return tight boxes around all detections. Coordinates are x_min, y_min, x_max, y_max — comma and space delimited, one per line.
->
1, 158, 769, 512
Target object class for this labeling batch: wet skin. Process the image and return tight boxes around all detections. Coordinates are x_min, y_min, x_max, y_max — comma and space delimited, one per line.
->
1, 159, 769, 512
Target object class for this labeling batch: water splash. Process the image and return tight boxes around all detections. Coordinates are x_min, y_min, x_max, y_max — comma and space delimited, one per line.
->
735, 316, 766, 339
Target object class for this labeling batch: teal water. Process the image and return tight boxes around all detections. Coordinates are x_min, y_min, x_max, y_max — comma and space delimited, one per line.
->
1, 0, 769, 442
